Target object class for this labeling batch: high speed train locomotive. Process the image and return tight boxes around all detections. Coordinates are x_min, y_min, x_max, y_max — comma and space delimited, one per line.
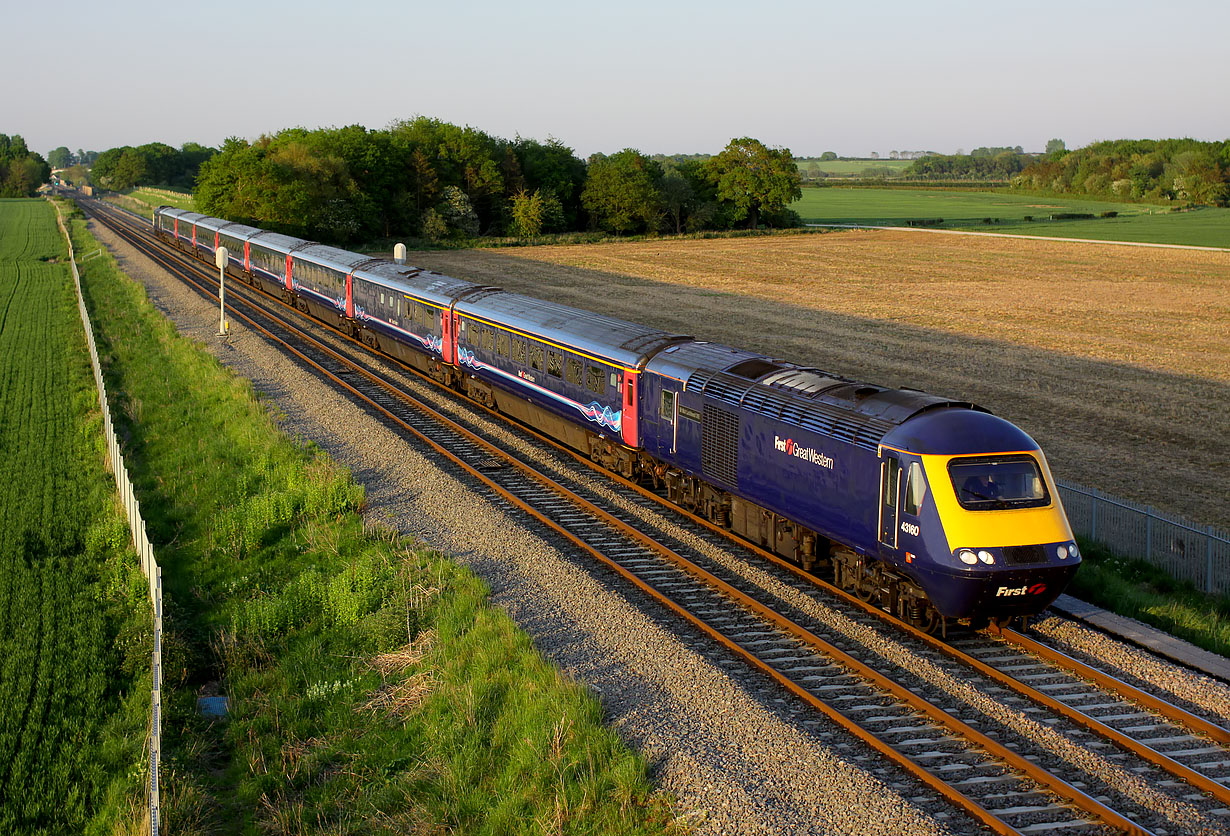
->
155, 206, 1081, 631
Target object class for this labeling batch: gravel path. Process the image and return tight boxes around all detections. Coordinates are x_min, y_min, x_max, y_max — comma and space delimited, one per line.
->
85, 221, 961, 834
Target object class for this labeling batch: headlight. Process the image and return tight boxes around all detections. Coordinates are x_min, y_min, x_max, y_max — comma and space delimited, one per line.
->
978, 550, 995, 564
958, 549, 978, 565
1057, 545, 1068, 560
1069, 542, 1080, 559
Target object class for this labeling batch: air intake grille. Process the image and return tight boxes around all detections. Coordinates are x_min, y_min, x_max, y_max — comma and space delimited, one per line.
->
701, 404, 740, 487
1003, 544, 1047, 565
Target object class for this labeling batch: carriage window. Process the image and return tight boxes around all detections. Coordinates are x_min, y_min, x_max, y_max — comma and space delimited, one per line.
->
496, 332, 509, 357
513, 338, 527, 366
586, 365, 605, 394
483, 328, 495, 352
611, 372, 620, 391
419, 305, 433, 327
547, 350, 563, 378
904, 461, 927, 515
529, 343, 544, 371
660, 390, 675, 420
566, 358, 582, 385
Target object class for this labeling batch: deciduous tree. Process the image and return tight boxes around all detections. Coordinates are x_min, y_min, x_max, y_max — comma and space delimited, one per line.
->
705, 137, 801, 229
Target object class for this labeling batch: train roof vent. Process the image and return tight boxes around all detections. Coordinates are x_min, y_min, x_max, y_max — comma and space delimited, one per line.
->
761, 368, 847, 396
727, 358, 787, 380
702, 374, 750, 406
741, 386, 792, 418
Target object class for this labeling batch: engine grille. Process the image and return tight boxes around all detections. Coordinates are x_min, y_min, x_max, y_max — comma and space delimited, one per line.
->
1003, 544, 1047, 565
701, 404, 740, 488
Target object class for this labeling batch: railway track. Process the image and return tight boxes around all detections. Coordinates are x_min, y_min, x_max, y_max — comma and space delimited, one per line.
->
79, 196, 1230, 835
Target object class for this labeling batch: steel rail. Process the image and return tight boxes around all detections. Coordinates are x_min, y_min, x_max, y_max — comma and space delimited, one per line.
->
85, 199, 1159, 835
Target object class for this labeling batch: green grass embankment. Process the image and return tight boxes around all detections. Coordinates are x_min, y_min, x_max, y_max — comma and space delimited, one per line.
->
67, 201, 680, 835
0, 198, 152, 835
101, 187, 196, 219
1067, 539, 1230, 658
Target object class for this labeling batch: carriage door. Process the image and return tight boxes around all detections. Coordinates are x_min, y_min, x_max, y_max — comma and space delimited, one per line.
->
879, 454, 901, 549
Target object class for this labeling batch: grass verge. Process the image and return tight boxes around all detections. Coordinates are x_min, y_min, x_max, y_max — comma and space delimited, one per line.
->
66, 201, 681, 835
1067, 538, 1230, 658
0, 198, 151, 835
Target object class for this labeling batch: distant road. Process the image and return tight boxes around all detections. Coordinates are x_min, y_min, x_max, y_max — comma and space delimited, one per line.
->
806, 224, 1230, 253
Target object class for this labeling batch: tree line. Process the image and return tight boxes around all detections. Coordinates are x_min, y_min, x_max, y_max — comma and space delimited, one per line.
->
1010, 138, 1230, 206
0, 135, 51, 198
192, 119, 802, 244
89, 142, 216, 191
905, 147, 1035, 181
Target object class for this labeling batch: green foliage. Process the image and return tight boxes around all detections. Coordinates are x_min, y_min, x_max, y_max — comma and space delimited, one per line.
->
907, 149, 1033, 180
0, 199, 149, 835
47, 146, 72, 169
1065, 539, 1230, 658
581, 149, 665, 235
1011, 138, 1230, 206
90, 141, 215, 191
706, 137, 802, 229
0, 134, 51, 197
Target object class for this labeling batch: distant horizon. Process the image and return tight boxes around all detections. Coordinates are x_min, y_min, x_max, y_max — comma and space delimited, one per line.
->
6, 0, 1227, 164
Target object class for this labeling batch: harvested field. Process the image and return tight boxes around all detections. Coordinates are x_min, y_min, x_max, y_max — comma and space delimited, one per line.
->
407, 229, 1230, 533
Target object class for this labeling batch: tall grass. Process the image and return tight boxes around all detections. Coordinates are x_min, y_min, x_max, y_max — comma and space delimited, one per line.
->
68, 201, 680, 834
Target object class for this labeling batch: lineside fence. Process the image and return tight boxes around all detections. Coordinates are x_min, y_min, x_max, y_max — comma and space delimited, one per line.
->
1057, 481, 1229, 595
50, 198, 163, 835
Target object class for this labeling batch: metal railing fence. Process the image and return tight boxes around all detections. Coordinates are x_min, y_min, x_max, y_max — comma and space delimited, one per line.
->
50, 198, 163, 835
1057, 481, 1229, 595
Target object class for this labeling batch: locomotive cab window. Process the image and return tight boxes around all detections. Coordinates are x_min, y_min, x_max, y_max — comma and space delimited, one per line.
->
949, 454, 1049, 511
903, 461, 927, 515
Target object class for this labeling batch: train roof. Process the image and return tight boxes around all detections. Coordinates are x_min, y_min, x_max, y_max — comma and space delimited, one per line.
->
295, 243, 376, 273
214, 221, 264, 241
456, 289, 688, 368
881, 409, 1039, 456
353, 261, 487, 308
647, 340, 981, 452
175, 211, 208, 227
248, 230, 311, 254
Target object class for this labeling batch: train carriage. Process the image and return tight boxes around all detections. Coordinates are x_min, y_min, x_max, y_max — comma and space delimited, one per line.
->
349, 262, 485, 374
246, 231, 309, 294
215, 221, 264, 276
452, 290, 686, 456
289, 244, 378, 326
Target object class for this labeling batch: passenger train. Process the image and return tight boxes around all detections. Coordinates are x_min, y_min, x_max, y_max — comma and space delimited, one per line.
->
154, 206, 1081, 631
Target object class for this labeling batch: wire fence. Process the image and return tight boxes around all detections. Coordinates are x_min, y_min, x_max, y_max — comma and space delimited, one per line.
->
1057, 481, 1230, 595
51, 198, 163, 835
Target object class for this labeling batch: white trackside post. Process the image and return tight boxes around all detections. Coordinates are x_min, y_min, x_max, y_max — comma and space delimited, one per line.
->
216, 246, 230, 335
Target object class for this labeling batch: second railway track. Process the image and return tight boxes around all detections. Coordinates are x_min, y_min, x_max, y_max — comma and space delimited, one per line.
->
79, 196, 1230, 836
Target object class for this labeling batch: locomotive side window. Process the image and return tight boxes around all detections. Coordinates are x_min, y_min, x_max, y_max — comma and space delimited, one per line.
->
903, 461, 927, 515
949, 455, 1049, 511
660, 390, 676, 420
566, 358, 582, 385
496, 332, 509, 357
547, 350, 563, 378
586, 365, 605, 394
529, 343, 544, 371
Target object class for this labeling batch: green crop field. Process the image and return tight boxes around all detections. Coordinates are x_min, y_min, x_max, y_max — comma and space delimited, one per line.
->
791, 187, 1230, 248
0, 199, 150, 834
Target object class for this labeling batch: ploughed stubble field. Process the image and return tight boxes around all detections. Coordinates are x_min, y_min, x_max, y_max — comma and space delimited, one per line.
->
409, 229, 1230, 533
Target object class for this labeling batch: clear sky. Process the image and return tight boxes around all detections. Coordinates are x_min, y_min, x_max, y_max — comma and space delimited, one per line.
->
6, 0, 1227, 159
